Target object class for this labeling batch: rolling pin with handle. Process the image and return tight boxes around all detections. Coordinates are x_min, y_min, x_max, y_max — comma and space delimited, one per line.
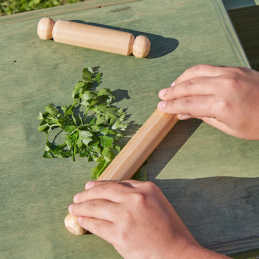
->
37, 17, 151, 58
65, 109, 178, 235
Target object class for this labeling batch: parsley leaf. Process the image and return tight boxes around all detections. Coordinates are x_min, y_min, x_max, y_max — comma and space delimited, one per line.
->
37, 67, 147, 181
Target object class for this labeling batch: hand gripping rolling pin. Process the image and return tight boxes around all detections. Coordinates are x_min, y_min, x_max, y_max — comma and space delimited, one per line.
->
37, 17, 151, 58
64, 110, 178, 235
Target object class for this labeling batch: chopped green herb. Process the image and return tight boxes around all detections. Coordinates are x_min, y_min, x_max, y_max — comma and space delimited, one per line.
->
37, 67, 147, 181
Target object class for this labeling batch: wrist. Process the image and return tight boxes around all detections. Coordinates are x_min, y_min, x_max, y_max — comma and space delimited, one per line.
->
177, 242, 230, 259
164, 239, 230, 259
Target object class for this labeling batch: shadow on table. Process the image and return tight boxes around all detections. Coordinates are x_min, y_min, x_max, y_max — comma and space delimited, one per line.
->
134, 119, 259, 255
71, 20, 179, 59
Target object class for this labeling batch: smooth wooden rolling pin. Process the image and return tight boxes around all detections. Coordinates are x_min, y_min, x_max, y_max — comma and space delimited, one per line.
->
37, 17, 151, 58
65, 109, 178, 235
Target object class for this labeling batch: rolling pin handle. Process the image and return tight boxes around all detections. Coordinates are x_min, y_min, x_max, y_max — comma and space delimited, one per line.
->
133, 35, 151, 58
37, 17, 55, 40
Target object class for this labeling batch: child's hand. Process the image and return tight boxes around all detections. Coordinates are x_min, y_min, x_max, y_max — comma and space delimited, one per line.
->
69, 180, 229, 259
157, 65, 259, 140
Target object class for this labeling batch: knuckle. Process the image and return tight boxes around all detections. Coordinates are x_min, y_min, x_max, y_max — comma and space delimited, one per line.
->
215, 97, 229, 113
92, 220, 103, 233
142, 181, 158, 193
88, 199, 98, 210
121, 210, 133, 222
224, 76, 239, 90
97, 182, 114, 192
183, 79, 194, 92
233, 66, 248, 75
116, 230, 129, 244
129, 192, 146, 206
181, 97, 192, 109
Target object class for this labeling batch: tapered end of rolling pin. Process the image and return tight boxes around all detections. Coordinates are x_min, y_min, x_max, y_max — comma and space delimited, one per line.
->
64, 213, 87, 235
133, 35, 151, 58
37, 17, 55, 40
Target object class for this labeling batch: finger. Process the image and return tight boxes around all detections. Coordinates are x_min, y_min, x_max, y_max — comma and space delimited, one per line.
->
74, 181, 133, 204
159, 76, 220, 101
69, 199, 118, 222
157, 95, 217, 119
175, 64, 225, 85
86, 179, 143, 190
78, 216, 115, 243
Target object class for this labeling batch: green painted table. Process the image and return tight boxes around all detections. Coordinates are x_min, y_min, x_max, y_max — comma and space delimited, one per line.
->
1, 0, 259, 258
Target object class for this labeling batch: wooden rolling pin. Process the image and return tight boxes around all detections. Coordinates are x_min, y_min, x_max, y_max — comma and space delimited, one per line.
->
65, 109, 178, 235
37, 17, 151, 58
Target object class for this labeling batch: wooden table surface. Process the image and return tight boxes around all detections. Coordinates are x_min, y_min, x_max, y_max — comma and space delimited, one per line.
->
0, 0, 258, 258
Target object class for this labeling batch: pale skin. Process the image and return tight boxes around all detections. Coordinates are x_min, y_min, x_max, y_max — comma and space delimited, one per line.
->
69, 65, 259, 258
158, 65, 259, 140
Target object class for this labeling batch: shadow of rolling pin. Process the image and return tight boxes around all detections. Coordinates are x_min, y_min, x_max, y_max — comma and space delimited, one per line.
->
37, 17, 151, 58
64, 109, 178, 235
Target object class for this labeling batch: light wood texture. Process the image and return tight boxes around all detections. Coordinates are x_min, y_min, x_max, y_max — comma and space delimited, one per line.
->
132, 35, 151, 58
65, 110, 178, 234
1, 0, 258, 258
37, 17, 55, 40
52, 19, 135, 56
98, 110, 178, 181
64, 213, 87, 235
37, 17, 151, 57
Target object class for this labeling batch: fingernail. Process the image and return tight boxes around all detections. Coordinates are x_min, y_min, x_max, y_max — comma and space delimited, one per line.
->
78, 216, 83, 224
157, 101, 166, 109
85, 181, 95, 189
178, 114, 192, 120
74, 193, 80, 202
159, 88, 167, 96
171, 81, 175, 87
68, 204, 74, 213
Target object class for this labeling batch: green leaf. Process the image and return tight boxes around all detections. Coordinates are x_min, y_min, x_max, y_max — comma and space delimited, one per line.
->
37, 66, 135, 179
80, 91, 97, 104
96, 114, 107, 125
93, 104, 118, 119
80, 130, 93, 145
100, 135, 114, 147
37, 112, 44, 120
45, 140, 58, 151
44, 104, 59, 117
97, 88, 115, 104
91, 160, 105, 180
102, 147, 114, 162
77, 134, 82, 148
82, 68, 94, 83
90, 124, 100, 132
43, 151, 54, 158
72, 81, 85, 99
62, 125, 77, 132
100, 127, 109, 135
87, 67, 94, 74
132, 169, 147, 182
112, 120, 128, 131
38, 123, 49, 132
61, 106, 69, 115
66, 135, 73, 150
